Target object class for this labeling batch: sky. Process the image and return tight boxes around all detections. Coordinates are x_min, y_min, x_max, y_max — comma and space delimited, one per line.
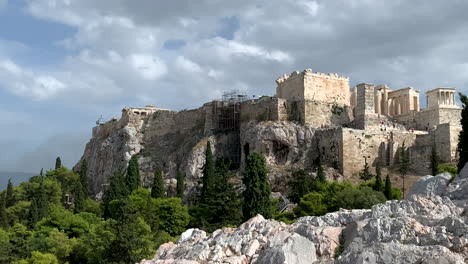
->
1, 0, 468, 173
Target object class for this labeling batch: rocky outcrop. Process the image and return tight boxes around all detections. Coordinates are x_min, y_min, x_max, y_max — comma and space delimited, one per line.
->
140, 167, 468, 264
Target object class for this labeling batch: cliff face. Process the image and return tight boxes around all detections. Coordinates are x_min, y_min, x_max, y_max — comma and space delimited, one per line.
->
140, 166, 468, 264
76, 105, 331, 198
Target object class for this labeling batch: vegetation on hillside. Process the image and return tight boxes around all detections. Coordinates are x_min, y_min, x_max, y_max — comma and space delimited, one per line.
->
0, 151, 403, 263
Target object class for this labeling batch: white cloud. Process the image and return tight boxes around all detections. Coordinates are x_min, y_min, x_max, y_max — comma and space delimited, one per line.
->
129, 54, 167, 80
0, 59, 67, 100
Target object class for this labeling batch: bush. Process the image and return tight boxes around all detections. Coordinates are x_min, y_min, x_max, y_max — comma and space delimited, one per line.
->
436, 163, 457, 176
335, 186, 386, 210
154, 198, 189, 236
294, 192, 327, 217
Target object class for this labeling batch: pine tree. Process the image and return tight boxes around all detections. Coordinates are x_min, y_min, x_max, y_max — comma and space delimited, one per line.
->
151, 169, 165, 199
28, 198, 39, 228
0, 192, 8, 229
242, 152, 271, 221
6, 178, 15, 207
176, 171, 185, 199
79, 160, 89, 197
103, 171, 129, 219
374, 165, 383, 192
359, 158, 373, 181
40, 168, 43, 176
29, 178, 49, 227
384, 175, 392, 200
458, 93, 468, 172
200, 141, 215, 204
126, 155, 140, 193
55, 157, 62, 169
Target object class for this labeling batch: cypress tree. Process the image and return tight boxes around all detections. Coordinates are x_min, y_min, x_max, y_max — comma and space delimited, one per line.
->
176, 171, 185, 198
384, 175, 392, 200
242, 152, 271, 221
359, 158, 373, 181
6, 178, 15, 207
40, 168, 43, 176
458, 92, 468, 172
103, 171, 128, 219
374, 166, 383, 192
79, 160, 89, 197
36, 179, 49, 220
398, 144, 410, 198
28, 198, 39, 228
0, 192, 7, 229
126, 155, 140, 193
200, 141, 215, 204
55, 157, 62, 170
74, 182, 86, 213
317, 163, 326, 183
151, 169, 165, 199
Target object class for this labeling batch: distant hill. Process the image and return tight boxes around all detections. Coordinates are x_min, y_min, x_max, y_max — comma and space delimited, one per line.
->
0, 171, 35, 188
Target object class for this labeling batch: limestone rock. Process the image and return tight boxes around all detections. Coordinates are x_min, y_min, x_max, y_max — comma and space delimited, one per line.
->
141, 164, 468, 264
407, 173, 451, 197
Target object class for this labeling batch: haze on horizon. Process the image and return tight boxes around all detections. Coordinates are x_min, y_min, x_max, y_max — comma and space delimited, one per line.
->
1, 0, 468, 174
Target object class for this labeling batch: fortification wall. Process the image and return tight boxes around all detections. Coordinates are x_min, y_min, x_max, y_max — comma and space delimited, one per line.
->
240, 97, 284, 123
341, 128, 421, 178
315, 128, 344, 172
303, 101, 352, 127
303, 72, 350, 105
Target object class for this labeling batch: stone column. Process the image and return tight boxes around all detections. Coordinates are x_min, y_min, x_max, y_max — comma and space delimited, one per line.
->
355, 83, 375, 129
375, 91, 382, 114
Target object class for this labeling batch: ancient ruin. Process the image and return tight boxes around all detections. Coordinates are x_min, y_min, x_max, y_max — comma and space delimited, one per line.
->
76, 68, 462, 198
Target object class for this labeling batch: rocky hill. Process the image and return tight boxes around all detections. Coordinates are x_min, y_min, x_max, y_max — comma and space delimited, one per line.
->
140, 164, 468, 264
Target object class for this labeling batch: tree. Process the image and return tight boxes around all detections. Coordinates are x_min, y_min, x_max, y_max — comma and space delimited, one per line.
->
0, 193, 7, 229
374, 165, 383, 192
242, 152, 271, 221
458, 92, 468, 172
200, 141, 215, 204
359, 157, 373, 181
293, 192, 327, 217
154, 198, 190, 236
28, 178, 49, 227
79, 160, 89, 197
431, 147, 440, 176
55, 157, 62, 170
103, 171, 129, 219
126, 155, 141, 193
398, 144, 411, 198
176, 171, 184, 199
384, 175, 392, 200
151, 169, 165, 199
287, 169, 316, 203
73, 182, 86, 213
6, 178, 15, 207
317, 163, 326, 183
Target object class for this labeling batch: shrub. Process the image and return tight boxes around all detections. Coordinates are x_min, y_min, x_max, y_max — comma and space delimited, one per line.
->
436, 163, 457, 176
335, 186, 386, 210
294, 192, 327, 217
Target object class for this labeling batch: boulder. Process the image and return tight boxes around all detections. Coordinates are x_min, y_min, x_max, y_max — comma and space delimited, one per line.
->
408, 173, 451, 197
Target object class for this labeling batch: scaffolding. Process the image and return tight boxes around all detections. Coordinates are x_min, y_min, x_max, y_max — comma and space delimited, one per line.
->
212, 90, 248, 169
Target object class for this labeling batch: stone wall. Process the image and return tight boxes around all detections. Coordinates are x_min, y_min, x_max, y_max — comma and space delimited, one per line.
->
276, 69, 350, 105
239, 97, 285, 123
303, 101, 352, 127
395, 107, 461, 131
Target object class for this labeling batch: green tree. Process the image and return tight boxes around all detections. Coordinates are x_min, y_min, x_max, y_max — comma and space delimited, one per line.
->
0, 193, 8, 229
154, 198, 190, 236
55, 157, 62, 170
293, 192, 327, 217
359, 158, 373, 181
73, 182, 86, 213
14, 251, 59, 264
103, 171, 129, 219
6, 178, 15, 207
458, 92, 468, 172
287, 169, 316, 204
0, 228, 12, 263
200, 141, 215, 204
79, 160, 89, 197
431, 147, 440, 176
29, 179, 49, 227
384, 175, 392, 200
109, 214, 154, 264
317, 163, 326, 183
242, 152, 271, 221
374, 165, 383, 192
398, 144, 411, 198
9, 223, 32, 261
176, 171, 185, 199
151, 169, 165, 199
126, 155, 141, 193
